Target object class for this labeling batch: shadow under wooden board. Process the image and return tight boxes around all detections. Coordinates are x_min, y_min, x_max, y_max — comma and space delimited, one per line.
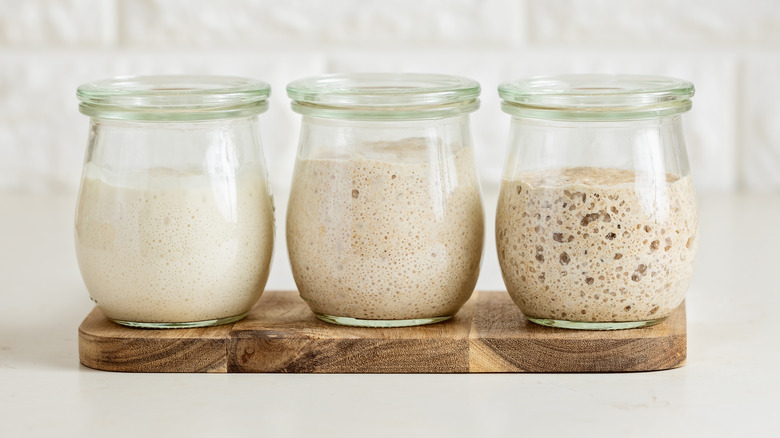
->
78, 291, 686, 373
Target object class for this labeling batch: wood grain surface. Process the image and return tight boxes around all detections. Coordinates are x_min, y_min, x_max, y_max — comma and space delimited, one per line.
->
78, 291, 686, 373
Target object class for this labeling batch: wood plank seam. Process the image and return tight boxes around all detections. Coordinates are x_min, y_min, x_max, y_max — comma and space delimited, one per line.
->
78, 292, 686, 373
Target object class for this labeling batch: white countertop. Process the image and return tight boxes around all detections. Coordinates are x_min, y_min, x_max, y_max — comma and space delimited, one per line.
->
1, 191, 778, 437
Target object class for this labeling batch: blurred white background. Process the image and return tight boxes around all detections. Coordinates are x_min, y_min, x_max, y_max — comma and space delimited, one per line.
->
1, 0, 778, 291
2, 0, 779, 195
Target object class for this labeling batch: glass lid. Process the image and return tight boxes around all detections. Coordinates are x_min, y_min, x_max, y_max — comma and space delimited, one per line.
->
77, 75, 271, 121
498, 74, 694, 120
287, 73, 480, 120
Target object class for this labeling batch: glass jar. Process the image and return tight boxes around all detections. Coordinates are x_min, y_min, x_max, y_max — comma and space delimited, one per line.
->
496, 74, 698, 330
286, 73, 485, 327
75, 75, 275, 328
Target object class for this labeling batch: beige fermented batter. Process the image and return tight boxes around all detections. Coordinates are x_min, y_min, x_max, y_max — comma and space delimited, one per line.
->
496, 167, 697, 322
75, 163, 274, 323
287, 141, 484, 321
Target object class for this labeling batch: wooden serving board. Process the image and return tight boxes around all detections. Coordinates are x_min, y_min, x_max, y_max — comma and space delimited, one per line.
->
78, 291, 686, 373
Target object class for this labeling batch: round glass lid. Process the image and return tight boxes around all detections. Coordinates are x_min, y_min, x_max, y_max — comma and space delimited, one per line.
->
287, 73, 481, 120
498, 74, 694, 120
77, 75, 271, 121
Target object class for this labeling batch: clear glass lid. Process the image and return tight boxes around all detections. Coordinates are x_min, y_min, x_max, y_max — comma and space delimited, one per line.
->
77, 75, 271, 121
498, 74, 694, 120
287, 73, 480, 120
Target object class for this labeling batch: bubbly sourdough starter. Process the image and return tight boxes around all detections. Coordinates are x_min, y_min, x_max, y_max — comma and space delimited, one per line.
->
287, 141, 484, 321
496, 167, 698, 323
75, 163, 274, 323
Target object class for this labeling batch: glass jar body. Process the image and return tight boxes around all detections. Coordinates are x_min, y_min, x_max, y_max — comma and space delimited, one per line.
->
74, 117, 274, 328
496, 115, 698, 329
287, 115, 485, 327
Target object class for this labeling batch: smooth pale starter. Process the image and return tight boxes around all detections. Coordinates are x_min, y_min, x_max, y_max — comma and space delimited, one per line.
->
287, 140, 484, 321
496, 167, 698, 323
75, 163, 274, 323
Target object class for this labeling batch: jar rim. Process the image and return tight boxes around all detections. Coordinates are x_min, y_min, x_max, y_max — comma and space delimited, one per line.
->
286, 73, 480, 120
498, 74, 694, 121
77, 75, 271, 121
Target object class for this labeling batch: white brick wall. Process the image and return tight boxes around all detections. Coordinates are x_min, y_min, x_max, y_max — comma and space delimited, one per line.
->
742, 53, 780, 191
527, 0, 780, 47
0, 0, 113, 47
117, 0, 522, 49
1, 0, 778, 194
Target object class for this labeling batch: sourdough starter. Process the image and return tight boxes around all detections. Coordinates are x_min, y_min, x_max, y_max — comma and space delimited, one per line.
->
75, 163, 274, 323
496, 167, 697, 322
287, 141, 484, 321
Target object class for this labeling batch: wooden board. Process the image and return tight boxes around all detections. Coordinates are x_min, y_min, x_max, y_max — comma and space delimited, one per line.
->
79, 291, 686, 373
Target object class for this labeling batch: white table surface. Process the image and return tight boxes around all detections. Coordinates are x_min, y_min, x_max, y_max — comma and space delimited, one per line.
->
1, 190, 778, 437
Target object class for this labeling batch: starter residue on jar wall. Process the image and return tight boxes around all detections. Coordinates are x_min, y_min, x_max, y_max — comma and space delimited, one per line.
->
496, 167, 698, 322
75, 163, 275, 323
287, 139, 484, 321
